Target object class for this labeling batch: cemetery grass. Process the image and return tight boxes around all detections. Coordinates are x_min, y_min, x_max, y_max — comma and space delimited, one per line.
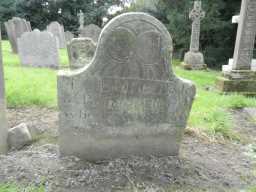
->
3, 39, 256, 139
0, 183, 44, 192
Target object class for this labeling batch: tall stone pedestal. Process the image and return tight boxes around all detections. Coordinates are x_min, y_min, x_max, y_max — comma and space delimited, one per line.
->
217, 0, 256, 95
216, 71, 256, 95
182, 51, 207, 70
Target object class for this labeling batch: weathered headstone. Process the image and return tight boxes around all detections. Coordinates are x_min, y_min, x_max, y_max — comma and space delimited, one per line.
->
58, 12, 196, 161
78, 10, 85, 30
217, 0, 256, 94
79, 24, 101, 43
67, 38, 96, 69
18, 29, 60, 68
182, 1, 206, 70
4, 17, 32, 53
0, 28, 8, 154
47, 21, 66, 49
65, 31, 74, 44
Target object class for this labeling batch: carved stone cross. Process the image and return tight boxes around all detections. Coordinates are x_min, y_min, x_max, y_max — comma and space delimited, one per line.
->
189, 1, 205, 52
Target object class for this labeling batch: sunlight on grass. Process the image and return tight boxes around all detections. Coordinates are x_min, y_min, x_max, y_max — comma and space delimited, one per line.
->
2, 39, 256, 139
0, 183, 44, 192
174, 66, 256, 139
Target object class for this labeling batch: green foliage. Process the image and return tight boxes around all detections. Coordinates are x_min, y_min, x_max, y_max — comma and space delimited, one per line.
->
0, 0, 124, 37
0, 183, 44, 192
14, 0, 125, 34
129, 0, 242, 69
174, 65, 256, 139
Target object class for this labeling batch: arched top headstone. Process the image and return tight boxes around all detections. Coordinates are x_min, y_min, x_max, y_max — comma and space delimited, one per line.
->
81, 12, 174, 81
47, 21, 66, 49
4, 17, 31, 53
58, 12, 195, 161
67, 37, 96, 69
79, 24, 101, 43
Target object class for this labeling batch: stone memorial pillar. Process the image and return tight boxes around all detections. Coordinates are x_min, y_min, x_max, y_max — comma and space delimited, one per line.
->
217, 0, 256, 94
0, 27, 8, 154
182, 1, 207, 70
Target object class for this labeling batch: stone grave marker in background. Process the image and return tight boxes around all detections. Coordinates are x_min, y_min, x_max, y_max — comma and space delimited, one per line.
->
58, 12, 196, 161
217, 0, 256, 94
0, 27, 8, 154
18, 29, 59, 68
67, 38, 96, 69
182, 1, 206, 70
78, 10, 85, 31
65, 31, 74, 44
4, 17, 32, 53
47, 21, 66, 49
79, 24, 101, 43
223, 9, 256, 73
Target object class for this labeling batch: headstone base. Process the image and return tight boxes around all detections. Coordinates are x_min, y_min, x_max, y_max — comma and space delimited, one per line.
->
216, 72, 256, 96
182, 51, 207, 70
60, 129, 181, 161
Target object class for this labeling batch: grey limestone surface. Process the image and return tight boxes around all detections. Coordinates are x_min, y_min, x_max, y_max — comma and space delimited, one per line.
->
183, 1, 206, 69
232, 0, 256, 71
79, 24, 101, 43
4, 17, 32, 53
0, 27, 8, 154
67, 37, 96, 69
58, 12, 196, 161
65, 31, 74, 44
7, 123, 32, 150
18, 29, 59, 68
47, 21, 66, 49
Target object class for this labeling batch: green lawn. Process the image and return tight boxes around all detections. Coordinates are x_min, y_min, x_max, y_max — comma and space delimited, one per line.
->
0, 183, 44, 192
3, 40, 256, 140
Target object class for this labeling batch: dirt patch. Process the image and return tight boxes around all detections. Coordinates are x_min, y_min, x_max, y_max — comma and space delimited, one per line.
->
0, 107, 255, 192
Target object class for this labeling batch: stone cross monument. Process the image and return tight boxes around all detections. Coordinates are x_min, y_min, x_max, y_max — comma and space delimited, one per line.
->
189, 1, 205, 52
0, 27, 8, 154
182, 1, 207, 70
78, 10, 84, 30
217, 0, 256, 94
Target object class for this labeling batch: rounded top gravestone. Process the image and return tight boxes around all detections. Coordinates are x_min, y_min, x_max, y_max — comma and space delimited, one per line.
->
67, 37, 96, 69
79, 24, 101, 43
58, 12, 196, 161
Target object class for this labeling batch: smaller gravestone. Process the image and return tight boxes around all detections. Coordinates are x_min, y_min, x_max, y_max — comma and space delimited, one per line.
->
217, 0, 256, 94
47, 21, 66, 49
67, 38, 96, 69
18, 29, 59, 68
78, 10, 85, 30
182, 1, 206, 70
58, 12, 196, 161
79, 24, 101, 43
0, 27, 8, 154
5, 17, 32, 53
65, 31, 74, 44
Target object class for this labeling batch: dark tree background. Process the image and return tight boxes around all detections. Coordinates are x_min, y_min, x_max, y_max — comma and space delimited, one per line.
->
129, 0, 242, 69
0, 0, 246, 69
0, 0, 125, 35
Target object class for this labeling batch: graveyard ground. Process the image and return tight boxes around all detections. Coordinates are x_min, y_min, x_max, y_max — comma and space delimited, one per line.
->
1, 41, 256, 191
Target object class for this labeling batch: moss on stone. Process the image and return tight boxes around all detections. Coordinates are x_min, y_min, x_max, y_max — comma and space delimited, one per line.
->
216, 76, 256, 96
